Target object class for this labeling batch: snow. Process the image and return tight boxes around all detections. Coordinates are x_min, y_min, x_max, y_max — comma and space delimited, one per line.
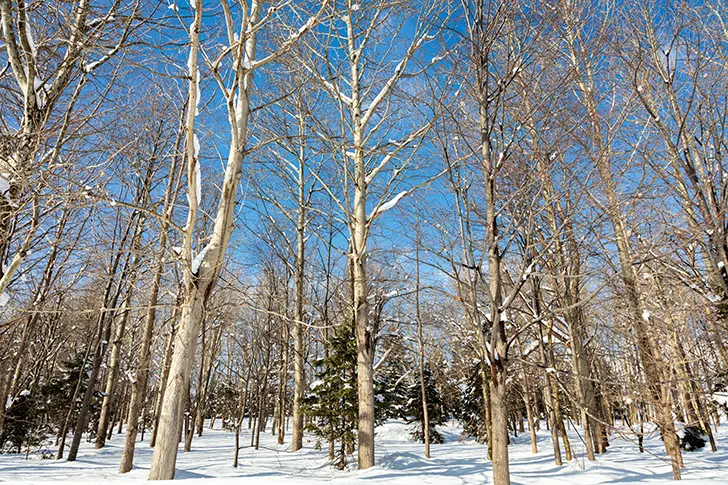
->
167, 1, 178, 12
291, 16, 316, 39
0, 291, 9, 307
192, 140, 202, 204
642, 309, 651, 322
520, 339, 540, 357
125, 370, 137, 384
192, 245, 208, 275
194, 69, 201, 115
719, 261, 725, 270
19, 389, 30, 397
25, 24, 36, 56
193, 134, 200, 158
32, 75, 46, 108
0, 173, 10, 198
2, 419, 727, 484
187, 25, 196, 75
369, 191, 408, 220
522, 261, 535, 280
83, 60, 102, 73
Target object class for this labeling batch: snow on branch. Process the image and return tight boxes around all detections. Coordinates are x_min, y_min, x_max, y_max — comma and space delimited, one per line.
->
365, 123, 431, 184
192, 245, 209, 275
368, 190, 409, 221
248, 1, 331, 72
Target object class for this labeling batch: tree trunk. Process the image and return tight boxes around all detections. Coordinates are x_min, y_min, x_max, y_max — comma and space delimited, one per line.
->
148, 0, 261, 475
148, 293, 204, 479
415, 243, 430, 459
350, 63, 376, 468
96, 287, 134, 449
56, 338, 93, 459
561, 10, 682, 475
277, 323, 289, 445
517, 340, 538, 454
233, 365, 250, 468
291, 143, 307, 451
490, 369, 510, 485
67, 309, 113, 461
119, 248, 168, 471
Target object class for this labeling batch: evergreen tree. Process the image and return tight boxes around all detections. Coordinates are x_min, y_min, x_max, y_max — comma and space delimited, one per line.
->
39, 351, 93, 436
212, 379, 239, 431
302, 317, 358, 469
0, 391, 48, 453
679, 426, 707, 452
429, 349, 461, 419
374, 334, 411, 421
458, 362, 488, 443
0, 351, 93, 453
402, 363, 446, 444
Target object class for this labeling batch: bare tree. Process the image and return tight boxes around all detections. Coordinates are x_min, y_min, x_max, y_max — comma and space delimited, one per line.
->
148, 0, 329, 479
298, 0, 445, 467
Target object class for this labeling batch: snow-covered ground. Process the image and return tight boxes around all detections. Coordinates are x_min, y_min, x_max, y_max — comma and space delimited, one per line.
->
1, 419, 727, 484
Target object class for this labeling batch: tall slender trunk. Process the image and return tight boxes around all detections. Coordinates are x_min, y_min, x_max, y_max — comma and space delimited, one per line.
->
483, 110, 510, 485
415, 242, 430, 458
151, 311, 178, 448
291, 120, 307, 451
517, 339, 538, 454
120, 132, 179, 470
566, 306, 596, 461
277, 321, 289, 445
562, 9, 681, 476
546, 328, 572, 461
534, 282, 562, 466
56, 338, 93, 459
96, 285, 135, 448
350, 45, 375, 471
233, 364, 250, 467
67, 215, 138, 462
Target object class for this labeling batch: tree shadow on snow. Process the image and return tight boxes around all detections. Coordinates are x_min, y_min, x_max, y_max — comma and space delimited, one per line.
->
365, 452, 490, 482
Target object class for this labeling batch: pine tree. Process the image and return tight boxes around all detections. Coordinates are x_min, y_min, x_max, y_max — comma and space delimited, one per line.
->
40, 351, 94, 436
302, 317, 358, 469
458, 362, 488, 443
0, 351, 92, 453
0, 391, 48, 453
374, 335, 411, 421
213, 379, 239, 431
403, 363, 445, 444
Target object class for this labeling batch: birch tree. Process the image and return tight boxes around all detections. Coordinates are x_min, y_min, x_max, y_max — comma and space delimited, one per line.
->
148, 0, 329, 479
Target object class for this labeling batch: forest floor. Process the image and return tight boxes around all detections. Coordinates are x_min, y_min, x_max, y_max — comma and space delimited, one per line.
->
1, 419, 727, 484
